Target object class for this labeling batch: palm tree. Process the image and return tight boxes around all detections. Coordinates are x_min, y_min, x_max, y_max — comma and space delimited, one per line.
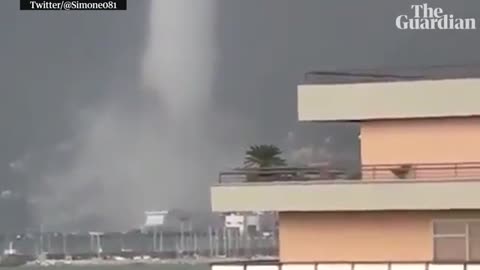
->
243, 145, 286, 182
244, 144, 287, 168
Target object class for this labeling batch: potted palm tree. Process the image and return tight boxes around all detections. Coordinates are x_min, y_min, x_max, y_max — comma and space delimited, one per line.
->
243, 144, 287, 181
390, 164, 412, 179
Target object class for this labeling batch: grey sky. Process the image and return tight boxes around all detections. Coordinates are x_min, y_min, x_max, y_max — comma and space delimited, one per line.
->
1, 0, 479, 232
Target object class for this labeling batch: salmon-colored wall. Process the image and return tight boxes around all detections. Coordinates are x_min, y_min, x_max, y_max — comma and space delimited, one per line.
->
361, 117, 480, 165
279, 211, 480, 263
360, 117, 480, 179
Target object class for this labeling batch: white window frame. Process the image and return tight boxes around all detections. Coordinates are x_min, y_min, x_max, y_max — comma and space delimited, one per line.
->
431, 219, 480, 261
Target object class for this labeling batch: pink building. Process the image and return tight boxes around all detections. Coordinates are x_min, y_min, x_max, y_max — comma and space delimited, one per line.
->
211, 71, 480, 270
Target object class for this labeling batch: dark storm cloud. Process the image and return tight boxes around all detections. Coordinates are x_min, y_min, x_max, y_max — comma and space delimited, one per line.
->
212, 0, 480, 170
213, 0, 480, 145
0, 0, 479, 232
0, 0, 149, 231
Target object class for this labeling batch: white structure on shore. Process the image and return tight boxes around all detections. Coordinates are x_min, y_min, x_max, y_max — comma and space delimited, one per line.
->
144, 211, 168, 227
144, 211, 168, 251
224, 212, 261, 235
88, 232, 103, 256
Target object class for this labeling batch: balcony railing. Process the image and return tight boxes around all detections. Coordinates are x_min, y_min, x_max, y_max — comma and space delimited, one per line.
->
218, 162, 480, 184
301, 64, 480, 84
303, 71, 424, 84
211, 260, 480, 270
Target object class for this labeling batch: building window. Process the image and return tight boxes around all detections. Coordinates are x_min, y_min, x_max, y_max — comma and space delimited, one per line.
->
468, 221, 480, 260
433, 220, 480, 261
433, 220, 467, 261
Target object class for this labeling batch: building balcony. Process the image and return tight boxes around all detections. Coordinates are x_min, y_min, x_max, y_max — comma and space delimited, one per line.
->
297, 75, 480, 122
210, 162, 480, 212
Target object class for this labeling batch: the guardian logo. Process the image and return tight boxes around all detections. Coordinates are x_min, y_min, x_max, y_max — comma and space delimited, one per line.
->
396, 4, 476, 30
